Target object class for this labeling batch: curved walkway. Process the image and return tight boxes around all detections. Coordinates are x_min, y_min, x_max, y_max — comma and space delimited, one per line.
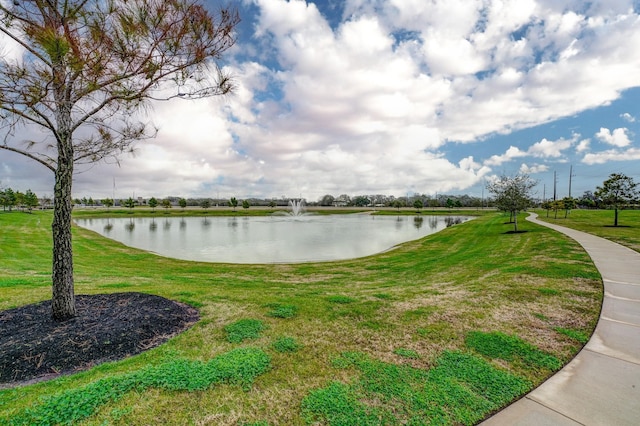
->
482, 213, 640, 426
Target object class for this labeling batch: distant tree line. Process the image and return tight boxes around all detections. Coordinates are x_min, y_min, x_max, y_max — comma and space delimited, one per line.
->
316, 193, 486, 209
18, 173, 639, 226
486, 172, 638, 229
0, 186, 40, 212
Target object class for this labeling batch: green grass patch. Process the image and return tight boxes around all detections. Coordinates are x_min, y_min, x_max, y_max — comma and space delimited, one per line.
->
327, 295, 356, 304
97, 282, 133, 289
6, 347, 270, 426
302, 350, 531, 425
537, 288, 561, 296
417, 323, 457, 342
554, 327, 590, 344
272, 337, 301, 353
402, 306, 438, 321
266, 304, 297, 319
465, 331, 562, 371
393, 348, 420, 359
224, 319, 266, 343
533, 313, 549, 321
372, 293, 392, 300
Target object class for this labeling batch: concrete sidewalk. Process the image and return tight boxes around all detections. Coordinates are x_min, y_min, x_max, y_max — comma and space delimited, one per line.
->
481, 213, 640, 426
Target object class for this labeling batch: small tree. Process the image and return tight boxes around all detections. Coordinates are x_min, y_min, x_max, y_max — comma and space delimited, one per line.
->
201, 199, 211, 212
446, 198, 454, 210
413, 199, 423, 212
562, 196, 576, 219
162, 199, 172, 211
353, 196, 370, 207
551, 199, 564, 219
228, 197, 238, 211
595, 173, 639, 226
123, 197, 136, 210
0, 0, 239, 320
2, 188, 16, 211
24, 189, 39, 212
179, 198, 187, 209
541, 200, 552, 218
242, 199, 250, 209
319, 194, 335, 206
486, 173, 537, 232
15, 191, 25, 211
269, 200, 277, 209
148, 197, 158, 211
101, 198, 114, 209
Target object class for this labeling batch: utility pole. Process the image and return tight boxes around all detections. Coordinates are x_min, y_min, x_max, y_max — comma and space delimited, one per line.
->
553, 171, 557, 201
543, 184, 546, 202
568, 165, 575, 198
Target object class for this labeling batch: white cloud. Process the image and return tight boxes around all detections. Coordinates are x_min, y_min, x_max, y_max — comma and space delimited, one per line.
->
620, 112, 636, 122
582, 147, 640, 165
520, 163, 549, 174
528, 135, 577, 158
5, 0, 640, 199
484, 146, 527, 167
483, 134, 577, 168
595, 127, 631, 147
576, 139, 591, 153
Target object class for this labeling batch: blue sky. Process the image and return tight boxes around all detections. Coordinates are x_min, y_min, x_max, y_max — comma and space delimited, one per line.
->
2, 0, 640, 201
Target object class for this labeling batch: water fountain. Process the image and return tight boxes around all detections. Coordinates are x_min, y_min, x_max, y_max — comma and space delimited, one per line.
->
288, 199, 305, 216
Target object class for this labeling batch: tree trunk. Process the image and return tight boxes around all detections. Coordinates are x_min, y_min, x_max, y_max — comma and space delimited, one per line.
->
51, 141, 76, 320
51, 63, 76, 320
614, 208, 619, 227
513, 210, 518, 232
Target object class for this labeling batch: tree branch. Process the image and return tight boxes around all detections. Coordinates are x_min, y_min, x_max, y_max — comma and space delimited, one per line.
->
0, 144, 55, 172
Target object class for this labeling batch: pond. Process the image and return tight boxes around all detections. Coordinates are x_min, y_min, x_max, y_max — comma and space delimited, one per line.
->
76, 214, 471, 264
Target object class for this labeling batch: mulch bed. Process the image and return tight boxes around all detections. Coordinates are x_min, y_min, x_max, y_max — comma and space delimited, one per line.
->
0, 292, 199, 388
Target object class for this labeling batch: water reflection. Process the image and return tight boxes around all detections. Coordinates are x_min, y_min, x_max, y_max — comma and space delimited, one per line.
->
125, 219, 135, 232
413, 216, 424, 229
77, 215, 472, 264
395, 216, 404, 230
445, 216, 463, 227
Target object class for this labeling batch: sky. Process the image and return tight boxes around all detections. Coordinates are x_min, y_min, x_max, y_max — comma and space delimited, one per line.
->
2, 0, 640, 202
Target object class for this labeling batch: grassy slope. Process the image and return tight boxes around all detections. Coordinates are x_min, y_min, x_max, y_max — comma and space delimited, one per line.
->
0, 210, 601, 425
535, 208, 640, 253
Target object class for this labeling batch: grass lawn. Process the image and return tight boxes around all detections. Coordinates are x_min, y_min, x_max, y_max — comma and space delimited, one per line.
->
0, 210, 602, 425
535, 208, 640, 253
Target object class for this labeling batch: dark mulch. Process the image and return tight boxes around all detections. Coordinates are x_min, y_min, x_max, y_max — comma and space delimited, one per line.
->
0, 292, 199, 388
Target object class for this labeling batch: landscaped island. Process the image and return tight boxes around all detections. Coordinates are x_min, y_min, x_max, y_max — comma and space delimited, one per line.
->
0, 209, 607, 425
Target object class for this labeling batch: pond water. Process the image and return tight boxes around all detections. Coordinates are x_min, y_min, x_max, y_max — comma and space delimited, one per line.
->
76, 214, 471, 264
